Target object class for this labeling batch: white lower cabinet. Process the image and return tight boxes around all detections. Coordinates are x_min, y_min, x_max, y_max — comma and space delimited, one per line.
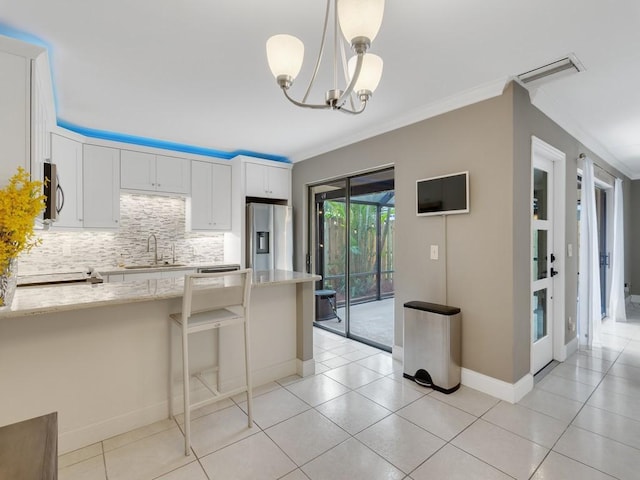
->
105, 268, 196, 282
190, 161, 231, 230
161, 268, 196, 279
83, 145, 120, 229
104, 274, 124, 283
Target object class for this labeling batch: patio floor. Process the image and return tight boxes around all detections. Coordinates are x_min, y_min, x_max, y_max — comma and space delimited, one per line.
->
314, 297, 394, 348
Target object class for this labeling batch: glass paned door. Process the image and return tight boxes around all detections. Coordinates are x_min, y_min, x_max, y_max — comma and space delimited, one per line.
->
595, 187, 608, 317
532, 158, 555, 373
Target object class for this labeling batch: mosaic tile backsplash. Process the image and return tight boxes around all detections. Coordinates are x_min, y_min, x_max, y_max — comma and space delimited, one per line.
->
19, 194, 225, 275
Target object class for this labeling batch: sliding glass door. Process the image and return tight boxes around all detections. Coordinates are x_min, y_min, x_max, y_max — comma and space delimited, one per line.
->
310, 168, 394, 350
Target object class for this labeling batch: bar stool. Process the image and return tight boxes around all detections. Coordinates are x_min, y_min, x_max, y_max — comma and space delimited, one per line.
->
168, 269, 253, 456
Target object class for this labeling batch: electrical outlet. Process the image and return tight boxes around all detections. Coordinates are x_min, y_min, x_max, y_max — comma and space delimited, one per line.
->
568, 316, 576, 333
430, 245, 439, 260
62, 244, 72, 257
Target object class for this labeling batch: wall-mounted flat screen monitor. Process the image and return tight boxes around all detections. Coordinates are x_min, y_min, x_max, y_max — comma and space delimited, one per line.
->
416, 171, 469, 216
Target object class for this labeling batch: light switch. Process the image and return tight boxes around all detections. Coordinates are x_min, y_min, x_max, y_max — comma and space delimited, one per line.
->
567, 243, 573, 257
430, 245, 439, 260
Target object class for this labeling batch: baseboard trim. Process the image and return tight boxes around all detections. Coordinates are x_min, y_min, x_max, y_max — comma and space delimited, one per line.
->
461, 368, 533, 404
563, 336, 578, 359
59, 359, 298, 454
297, 358, 316, 377
392, 345, 404, 362
59, 400, 168, 454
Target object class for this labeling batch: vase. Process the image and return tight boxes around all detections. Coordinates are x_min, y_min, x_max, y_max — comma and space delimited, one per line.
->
0, 258, 17, 308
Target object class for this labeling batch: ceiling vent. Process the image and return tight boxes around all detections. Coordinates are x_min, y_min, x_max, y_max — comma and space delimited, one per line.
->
517, 54, 584, 86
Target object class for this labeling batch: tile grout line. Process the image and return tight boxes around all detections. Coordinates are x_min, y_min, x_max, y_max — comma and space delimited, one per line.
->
526, 341, 629, 479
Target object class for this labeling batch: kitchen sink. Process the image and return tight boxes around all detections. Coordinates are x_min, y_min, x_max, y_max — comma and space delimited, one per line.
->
123, 264, 187, 269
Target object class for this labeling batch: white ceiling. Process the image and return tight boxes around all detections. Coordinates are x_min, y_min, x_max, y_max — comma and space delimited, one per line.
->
1, 0, 639, 176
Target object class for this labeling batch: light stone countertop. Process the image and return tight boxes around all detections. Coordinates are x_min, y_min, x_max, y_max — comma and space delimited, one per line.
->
0, 270, 320, 319
96, 263, 240, 275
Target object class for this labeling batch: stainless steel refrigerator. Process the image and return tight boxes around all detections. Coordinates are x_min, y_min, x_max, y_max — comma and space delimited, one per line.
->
247, 203, 293, 271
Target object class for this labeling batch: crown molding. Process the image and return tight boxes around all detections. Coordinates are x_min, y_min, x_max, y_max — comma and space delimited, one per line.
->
529, 88, 636, 180
291, 77, 510, 162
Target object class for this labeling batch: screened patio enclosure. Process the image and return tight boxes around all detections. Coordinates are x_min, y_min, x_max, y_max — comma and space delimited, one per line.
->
312, 168, 395, 350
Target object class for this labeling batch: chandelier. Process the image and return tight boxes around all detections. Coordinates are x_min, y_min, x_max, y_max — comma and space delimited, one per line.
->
266, 0, 384, 115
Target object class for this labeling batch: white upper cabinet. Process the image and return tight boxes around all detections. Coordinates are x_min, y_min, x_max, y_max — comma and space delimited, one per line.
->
0, 49, 30, 187
120, 150, 154, 191
121, 150, 190, 194
190, 161, 231, 231
51, 134, 83, 228
245, 161, 290, 200
0, 38, 56, 189
83, 145, 120, 229
155, 155, 191, 194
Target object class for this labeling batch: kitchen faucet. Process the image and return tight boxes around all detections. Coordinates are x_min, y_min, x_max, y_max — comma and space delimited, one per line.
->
147, 233, 158, 264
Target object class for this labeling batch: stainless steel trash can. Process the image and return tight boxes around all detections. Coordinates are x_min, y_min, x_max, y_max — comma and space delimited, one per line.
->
403, 301, 461, 394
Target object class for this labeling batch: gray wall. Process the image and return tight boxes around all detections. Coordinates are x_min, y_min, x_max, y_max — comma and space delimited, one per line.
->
292, 82, 633, 384
293, 88, 519, 383
513, 83, 633, 349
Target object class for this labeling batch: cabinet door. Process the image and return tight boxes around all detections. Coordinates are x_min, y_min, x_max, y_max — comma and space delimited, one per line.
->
190, 160, 213, 230
51, 134, 84, 228
161, 268, 196, 279
267, 166, 291, 200
120, 150, 155, 191
156, 155, 190, 194
122, 272, 160, 281
245, 162, 267, 197
0, 50, 30, 187
211, 163, 231, 230
83, 145, 120, 228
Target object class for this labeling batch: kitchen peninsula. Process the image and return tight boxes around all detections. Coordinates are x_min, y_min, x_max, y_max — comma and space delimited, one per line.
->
0, 269, 319, 453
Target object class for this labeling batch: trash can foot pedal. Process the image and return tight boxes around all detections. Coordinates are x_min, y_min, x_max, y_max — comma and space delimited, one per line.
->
414, 369, 433, 387
403, 369, 461, 394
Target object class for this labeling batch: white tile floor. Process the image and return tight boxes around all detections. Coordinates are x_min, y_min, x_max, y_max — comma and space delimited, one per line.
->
59, 308, 640, 479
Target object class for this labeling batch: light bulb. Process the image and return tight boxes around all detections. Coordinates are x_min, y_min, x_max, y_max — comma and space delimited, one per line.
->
338, 0, 385, 46
348, 53, 383, 94
266, 34, 304, 81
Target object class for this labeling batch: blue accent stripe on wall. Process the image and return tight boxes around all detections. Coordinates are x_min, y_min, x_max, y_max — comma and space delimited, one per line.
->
57, 120, 290, 163
1, 26, 290, 164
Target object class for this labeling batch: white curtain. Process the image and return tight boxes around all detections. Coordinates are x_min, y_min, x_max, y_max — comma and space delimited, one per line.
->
609, 178, 627, 322
578, 157, 602, 347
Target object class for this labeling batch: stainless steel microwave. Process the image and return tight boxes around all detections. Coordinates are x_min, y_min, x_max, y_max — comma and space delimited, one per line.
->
43, 162, 62, 224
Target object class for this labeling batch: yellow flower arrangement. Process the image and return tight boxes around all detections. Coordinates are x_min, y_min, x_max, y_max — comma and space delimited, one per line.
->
0, 166, 46, 274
